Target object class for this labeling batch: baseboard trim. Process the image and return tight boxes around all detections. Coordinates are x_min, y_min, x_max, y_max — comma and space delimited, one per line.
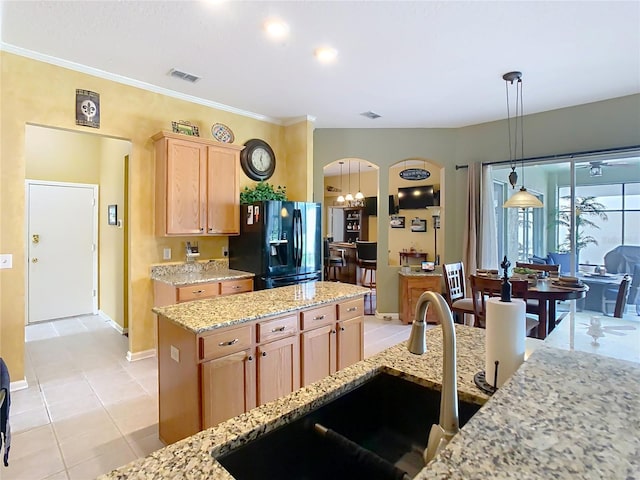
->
10, 379, 28, 392
98, 310, 128, 335
126, 349, 156, 362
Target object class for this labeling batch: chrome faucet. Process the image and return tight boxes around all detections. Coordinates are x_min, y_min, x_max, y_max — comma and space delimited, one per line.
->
407, 291, 459, 464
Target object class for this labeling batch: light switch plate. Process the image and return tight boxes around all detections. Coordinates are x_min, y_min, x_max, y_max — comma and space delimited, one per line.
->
163, 248, 172, 260
0, 254, 12, 269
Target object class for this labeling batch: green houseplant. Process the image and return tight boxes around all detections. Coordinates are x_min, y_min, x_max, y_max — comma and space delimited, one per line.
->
240, 181, 287, 205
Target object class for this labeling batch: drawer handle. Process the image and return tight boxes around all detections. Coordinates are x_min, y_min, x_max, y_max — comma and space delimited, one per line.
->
218, 338, 239, 347
248, 355, 253, 361
313, 314, 326, 321
341, 327, 345, 331
272, 326, 286, 332
262, 351, 267, 357
347, 307, 358, 312
331, 329, 336, 334
192, 289, 205, 294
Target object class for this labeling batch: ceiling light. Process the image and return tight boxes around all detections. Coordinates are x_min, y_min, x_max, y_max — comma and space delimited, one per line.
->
345, 160, 354, 202
502, 71, 543, 209
264, 18, 289, 39
314, 47, 338, 63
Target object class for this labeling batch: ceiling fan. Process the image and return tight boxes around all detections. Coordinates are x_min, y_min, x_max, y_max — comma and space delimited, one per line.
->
577, 160, 633, 177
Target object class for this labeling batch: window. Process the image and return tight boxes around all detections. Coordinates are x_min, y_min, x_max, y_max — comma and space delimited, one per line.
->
557, 182, 640, 264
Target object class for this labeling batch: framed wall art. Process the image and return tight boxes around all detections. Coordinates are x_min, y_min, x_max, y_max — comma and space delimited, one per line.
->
76, 89, 100, 128
172, 120, 200, 136
411, 218, 427, 232
390, 216, 405, 228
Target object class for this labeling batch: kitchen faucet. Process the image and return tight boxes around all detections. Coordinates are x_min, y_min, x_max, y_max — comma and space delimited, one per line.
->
407, 291, 459, 464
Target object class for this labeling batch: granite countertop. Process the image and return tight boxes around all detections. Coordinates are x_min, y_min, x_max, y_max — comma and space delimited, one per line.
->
150, 259, 254, 287
99, 325, 640, 479
153, 282, 371, 334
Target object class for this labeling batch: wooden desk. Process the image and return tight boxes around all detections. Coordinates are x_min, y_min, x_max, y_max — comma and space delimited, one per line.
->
527, 281, 588, 339
399, 251, 428, 265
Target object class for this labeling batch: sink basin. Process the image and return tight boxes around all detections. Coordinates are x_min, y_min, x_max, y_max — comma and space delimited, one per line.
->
217, 372, 482, 479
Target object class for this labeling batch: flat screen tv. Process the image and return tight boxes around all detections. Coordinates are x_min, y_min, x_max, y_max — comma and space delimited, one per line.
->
397, 185, 435, 210
364, 195, 398, 216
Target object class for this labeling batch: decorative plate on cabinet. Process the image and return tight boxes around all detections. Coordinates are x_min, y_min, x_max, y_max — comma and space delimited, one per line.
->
211, 123, 234, 143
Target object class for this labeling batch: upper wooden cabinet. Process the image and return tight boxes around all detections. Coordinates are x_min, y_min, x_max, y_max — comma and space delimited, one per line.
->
153, 132, 244, 236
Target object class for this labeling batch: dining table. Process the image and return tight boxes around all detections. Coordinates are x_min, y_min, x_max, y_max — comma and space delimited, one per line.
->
526, 279, 589, 339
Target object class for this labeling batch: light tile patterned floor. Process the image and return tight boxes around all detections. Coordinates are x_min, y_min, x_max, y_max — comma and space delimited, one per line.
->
8, 313, 412, 480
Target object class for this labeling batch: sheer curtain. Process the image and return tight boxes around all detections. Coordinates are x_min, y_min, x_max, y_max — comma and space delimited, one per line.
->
463, 162, 498, 273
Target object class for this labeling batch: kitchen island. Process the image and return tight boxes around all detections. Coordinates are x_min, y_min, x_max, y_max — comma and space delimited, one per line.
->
100, 319, 639, 479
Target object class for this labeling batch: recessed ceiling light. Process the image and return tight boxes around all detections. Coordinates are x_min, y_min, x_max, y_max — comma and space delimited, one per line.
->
264, 18, 289, 39
314, 47, 338, 63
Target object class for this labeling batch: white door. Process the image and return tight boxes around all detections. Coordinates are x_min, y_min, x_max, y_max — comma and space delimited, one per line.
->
27, 181, 98, 323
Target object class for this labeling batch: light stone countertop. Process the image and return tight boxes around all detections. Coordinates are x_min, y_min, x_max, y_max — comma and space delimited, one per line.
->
150, 259, 254, 287
100, 324, 640, 479
152, 282, 371, 334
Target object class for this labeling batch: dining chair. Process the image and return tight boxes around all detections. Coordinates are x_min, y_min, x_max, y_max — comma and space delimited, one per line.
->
442, 262, 474, 324
323, 238, 345, 281
602, 274, 632, 318
355, 241, 377, 289
469, 274, 539, 337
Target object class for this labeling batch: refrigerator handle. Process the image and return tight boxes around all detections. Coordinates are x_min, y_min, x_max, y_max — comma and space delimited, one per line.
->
298, 209, 303, 268
294, 209, 302, 268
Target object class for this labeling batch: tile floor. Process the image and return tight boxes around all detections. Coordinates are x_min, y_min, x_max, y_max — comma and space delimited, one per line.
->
7, 313, 413, 480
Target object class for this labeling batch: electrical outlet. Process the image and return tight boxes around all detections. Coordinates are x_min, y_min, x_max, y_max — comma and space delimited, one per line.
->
163, 248, 172, 260
222, 246, 229, 257
170, 345, 180, 362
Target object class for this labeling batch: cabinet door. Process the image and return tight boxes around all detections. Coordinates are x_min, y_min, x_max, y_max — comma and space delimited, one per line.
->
300, 324, 336, 387
337, 316, 364, 371
201, 349, 256, 429
257, 336, 300, 405
207, 145, 239, 235
166, 139, 207, 235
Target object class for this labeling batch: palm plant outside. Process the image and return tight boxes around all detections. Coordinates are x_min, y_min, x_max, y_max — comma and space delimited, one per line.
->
554, 195, 608, 264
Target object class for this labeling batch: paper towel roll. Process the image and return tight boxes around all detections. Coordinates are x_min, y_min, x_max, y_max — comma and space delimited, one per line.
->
484, 297, 526, 389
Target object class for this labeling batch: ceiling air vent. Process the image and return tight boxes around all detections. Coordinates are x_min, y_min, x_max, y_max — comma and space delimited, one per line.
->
168, 68, 201, 83
360, 111, 381, 120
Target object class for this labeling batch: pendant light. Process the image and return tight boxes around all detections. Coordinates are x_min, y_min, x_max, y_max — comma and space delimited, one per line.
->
355, 161, 365, 200
336, 161, 345, 203
502, 71, 543, 209
345, 160, 354, 202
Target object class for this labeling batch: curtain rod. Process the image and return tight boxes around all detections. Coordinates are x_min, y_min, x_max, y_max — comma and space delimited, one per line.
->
454, 144, 640, 171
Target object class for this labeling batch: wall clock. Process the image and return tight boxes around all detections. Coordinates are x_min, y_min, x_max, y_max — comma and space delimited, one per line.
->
240, 139, 276, 181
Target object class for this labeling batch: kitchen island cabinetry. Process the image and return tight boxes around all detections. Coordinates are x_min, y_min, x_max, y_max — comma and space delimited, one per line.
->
154, 283, 369, 445
153, 131, 243, 236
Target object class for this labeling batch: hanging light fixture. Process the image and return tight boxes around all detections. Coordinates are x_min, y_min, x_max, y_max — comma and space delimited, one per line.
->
345, 160, 354, 202
502, 71, 543, 209
336, 161, 345, 203
355, 161, 365, 200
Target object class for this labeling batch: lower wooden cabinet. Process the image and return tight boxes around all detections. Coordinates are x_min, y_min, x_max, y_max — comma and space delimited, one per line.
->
157, 295, 365, 445
201, 349, 256, 430
398, 273, 442, 324
257, 335, 300, 405
153, 277, 254, 308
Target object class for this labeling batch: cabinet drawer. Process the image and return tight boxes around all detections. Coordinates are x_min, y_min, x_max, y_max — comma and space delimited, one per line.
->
257, 314, 298, 343
300, 304, 336, 331
337, 298, 364, 321
220, 278, 253, 296
177, 282, 220, 302
199, 325, 253, 361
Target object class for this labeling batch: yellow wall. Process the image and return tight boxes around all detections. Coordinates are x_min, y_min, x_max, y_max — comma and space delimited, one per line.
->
0, 52, 310, 380
387, 161, 442, 266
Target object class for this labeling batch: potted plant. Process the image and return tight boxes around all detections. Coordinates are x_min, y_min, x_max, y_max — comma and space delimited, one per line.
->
240, 181, 287, 205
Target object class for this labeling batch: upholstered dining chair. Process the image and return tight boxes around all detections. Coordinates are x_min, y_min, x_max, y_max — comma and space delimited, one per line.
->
469, 274, 539, 337
355, 241, 377, 289
442, 262, 474, 324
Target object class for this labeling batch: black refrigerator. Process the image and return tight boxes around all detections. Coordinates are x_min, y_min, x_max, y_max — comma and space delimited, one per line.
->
229, 201, 322, 290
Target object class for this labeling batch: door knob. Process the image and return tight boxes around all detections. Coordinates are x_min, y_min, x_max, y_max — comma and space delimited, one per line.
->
32, 258, 38, 263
